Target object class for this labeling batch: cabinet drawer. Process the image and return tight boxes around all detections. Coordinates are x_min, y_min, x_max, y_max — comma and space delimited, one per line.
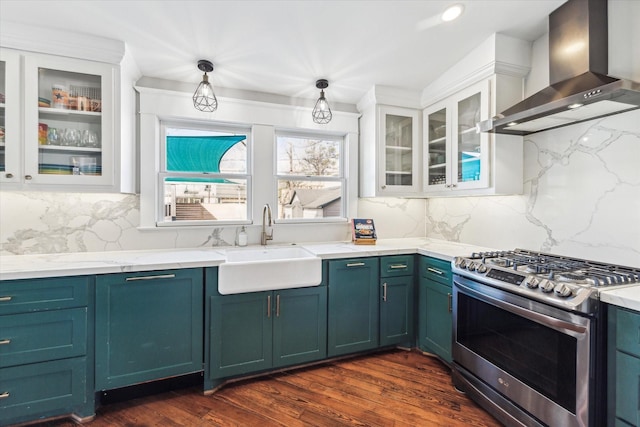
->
0, 308, 87, 368
0, 357, 88, 423
419, 256, 452, 284
380, 255, 414, 277
617, 308, 640, 358
0, 276, 89, 315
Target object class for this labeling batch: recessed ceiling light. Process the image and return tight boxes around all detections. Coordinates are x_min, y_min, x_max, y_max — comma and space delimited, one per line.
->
568, 103, 584, 109
442, 4, 464, 22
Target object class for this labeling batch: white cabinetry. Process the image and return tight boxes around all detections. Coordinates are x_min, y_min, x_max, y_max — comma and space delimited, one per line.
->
0, 49, 21, 184
0, 45, 130, 192
360, 105, 421, 197
423, 76, 523, 196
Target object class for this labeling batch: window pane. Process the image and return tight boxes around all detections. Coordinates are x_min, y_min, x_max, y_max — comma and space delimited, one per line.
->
165, 127, 247, 174
277, 180, 342, 219
162, 178, 247, 222
276, 136, 339, 176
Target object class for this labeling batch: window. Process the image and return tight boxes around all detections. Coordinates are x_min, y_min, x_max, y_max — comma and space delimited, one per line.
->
159, 122, 250, 225
275, 132, 344, 221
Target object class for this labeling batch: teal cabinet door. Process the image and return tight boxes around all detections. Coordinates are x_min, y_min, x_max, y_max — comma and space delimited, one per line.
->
418, 256, 453, 364
95, 269, 204, 390
273, 286, 327, 368
609, 306, 640, 427
380, 275, 414, 347
209, 291, 273, 379
328, 258, 379, 357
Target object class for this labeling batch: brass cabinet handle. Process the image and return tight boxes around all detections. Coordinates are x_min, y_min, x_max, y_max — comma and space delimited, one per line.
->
448, 293, 452, 313
25, 175, 32, 180
389, 264, 407, 269
0, 296, 12, 302
276, 295, 280, 317
382, 283, 387, 302
427, 267, 444, 275
125, 274, 176, 282
346, 262, 365, 267
267, 295, 271, 318
0, 392, 9, 399
5, 173, 13, 179
0, 339, 10, 345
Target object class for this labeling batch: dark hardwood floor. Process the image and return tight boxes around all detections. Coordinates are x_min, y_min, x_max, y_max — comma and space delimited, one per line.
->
28, 350, 501, 427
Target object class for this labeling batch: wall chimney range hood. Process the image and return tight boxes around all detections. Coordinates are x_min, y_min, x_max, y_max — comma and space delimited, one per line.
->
478, 0, 640, 136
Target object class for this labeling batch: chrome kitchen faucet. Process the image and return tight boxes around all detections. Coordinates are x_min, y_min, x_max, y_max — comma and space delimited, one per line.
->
261, 204, 273, 245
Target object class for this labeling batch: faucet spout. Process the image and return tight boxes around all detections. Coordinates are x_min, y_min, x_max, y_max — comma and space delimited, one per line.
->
261, 204, 273, 245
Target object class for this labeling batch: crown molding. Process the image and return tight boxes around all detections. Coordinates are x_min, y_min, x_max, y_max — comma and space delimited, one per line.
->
0, 21, 125, 64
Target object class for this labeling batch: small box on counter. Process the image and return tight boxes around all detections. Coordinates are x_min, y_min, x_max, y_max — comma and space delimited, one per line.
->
351, 218, 377, 245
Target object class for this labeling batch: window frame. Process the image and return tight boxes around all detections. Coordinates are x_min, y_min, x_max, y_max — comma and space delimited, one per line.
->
274, 130, 347, 224
156, 120, 252, 227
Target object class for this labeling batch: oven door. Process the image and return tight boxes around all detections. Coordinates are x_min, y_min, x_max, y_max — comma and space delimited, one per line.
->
452, 274, 593, 427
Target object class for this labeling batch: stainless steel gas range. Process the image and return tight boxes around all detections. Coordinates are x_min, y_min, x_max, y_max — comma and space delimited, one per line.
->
451, 249, 640, 427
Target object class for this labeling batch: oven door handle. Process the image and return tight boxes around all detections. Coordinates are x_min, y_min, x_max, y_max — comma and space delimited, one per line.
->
454, 276, 590, 337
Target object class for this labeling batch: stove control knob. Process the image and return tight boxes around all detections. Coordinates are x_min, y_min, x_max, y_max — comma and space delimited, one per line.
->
454, 257, 467, 269
467, 262, 476, 271
525, 277, 539, 289
540, 280, 555, 293
476, 264, 488, 274
554, 284, 573, 298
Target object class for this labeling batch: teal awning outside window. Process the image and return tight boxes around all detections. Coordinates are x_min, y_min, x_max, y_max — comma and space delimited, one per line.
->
166, 135, 245, 172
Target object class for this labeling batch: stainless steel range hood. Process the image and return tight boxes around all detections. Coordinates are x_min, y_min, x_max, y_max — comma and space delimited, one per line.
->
479, 0, 640, 136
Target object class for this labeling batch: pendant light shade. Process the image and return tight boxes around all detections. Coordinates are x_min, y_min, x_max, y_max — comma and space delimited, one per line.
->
193, 60, 218, 112
312, 79, 332, 124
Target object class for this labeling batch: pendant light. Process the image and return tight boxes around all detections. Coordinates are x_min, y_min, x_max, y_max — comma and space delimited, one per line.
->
312, 79, 332, 124
193, 60, 218, 112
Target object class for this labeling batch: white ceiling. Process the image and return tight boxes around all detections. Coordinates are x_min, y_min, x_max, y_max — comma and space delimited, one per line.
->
0, 0, 565, 106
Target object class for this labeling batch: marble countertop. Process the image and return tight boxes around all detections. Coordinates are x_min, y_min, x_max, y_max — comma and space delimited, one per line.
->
1, 237, 637, 311
600, 286, 640, 312
0, 237, 489, 281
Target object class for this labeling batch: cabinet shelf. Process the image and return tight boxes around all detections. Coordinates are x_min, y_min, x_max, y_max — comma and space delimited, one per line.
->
39, 145, 101, 153
39, 107, 101, 118
386, 170, 412, 175
385, 145, 412, 151
428, 163, 446, 169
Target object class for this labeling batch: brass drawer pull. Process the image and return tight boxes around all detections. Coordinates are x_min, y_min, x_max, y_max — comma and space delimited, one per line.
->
427, 267, 444, 275
0, 296, 12, 302
0, 392, 9, 399
389, 264, 407, 269
125, 274, 176, 282
267, 295, 271, 318
346, 262, 365, 267
0, 339, 10, 345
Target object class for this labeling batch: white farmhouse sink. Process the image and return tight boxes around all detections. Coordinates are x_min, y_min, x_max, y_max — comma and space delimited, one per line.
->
218, 246, 322, 295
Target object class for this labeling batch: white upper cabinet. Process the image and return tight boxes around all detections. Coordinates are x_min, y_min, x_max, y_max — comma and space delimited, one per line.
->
0, 23, 135, 193
423, 75, 524, 197
424, 80, 490, 193
22, 53, 115, 188
0, 49, 21, 184
360, 104, 421, 197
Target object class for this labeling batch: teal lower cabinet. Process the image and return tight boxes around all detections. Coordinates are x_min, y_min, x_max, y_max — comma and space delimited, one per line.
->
379, 255, 415, 348
0, 276, 94, 426
417, 256, 453, 364
328, 257, 379, 357
608, 305, 640, 426
205, 267, 327, 391
95, 269, 203, 391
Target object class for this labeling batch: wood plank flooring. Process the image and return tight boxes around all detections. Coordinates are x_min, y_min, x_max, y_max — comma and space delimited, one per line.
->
28, 350, 501, 427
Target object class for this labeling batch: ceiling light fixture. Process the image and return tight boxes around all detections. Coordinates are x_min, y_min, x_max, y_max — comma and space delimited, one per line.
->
193, 60, 218, 112
442, 4, 464, 22
312, 79, 332, 124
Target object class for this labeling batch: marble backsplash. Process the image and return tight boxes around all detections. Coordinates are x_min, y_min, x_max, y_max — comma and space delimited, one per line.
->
1, 109, 638, 268
425, 109, 640, 267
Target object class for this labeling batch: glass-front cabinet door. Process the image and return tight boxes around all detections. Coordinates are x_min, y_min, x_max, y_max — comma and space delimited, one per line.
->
0, 49, 21, 183
23, 54, 114, 186
378, 106, 420, 195
423, 80, 489, 193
